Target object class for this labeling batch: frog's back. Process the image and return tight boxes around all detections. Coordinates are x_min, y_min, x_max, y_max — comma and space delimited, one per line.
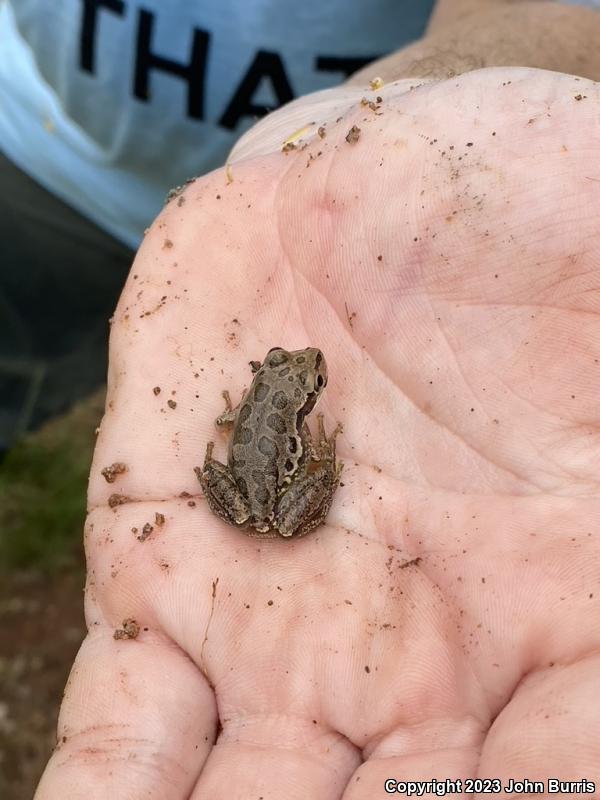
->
229, 347, 326, 530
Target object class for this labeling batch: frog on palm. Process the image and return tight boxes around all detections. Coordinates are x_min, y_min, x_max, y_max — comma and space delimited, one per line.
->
195, 347, 343, 538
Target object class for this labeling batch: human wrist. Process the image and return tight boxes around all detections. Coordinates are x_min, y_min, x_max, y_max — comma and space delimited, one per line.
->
346, 1, 600, 84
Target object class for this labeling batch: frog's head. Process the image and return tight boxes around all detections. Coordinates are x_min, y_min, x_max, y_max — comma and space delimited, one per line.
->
262, 347, 328, 414
296, 347, 329, 416
261, 347, 327, 404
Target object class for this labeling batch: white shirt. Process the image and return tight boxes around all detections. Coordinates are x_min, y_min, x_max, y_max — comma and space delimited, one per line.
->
0, 0, 434, 247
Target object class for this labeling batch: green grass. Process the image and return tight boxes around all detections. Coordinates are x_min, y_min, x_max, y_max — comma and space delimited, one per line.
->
0, 391, 104, 573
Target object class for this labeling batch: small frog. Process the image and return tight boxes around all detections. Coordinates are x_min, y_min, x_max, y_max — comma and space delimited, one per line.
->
195, 347, 343, 538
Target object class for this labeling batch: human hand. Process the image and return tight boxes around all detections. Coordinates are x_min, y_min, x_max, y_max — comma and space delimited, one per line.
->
36, 67, 600, 798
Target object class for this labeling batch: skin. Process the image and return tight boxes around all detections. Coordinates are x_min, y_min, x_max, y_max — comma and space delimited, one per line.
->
36, 1, 600, 797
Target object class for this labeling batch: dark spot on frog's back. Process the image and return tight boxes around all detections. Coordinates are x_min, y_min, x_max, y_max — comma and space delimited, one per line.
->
238, 403, 252, 424
266, 413, 287, 435
254, 382, 270, 403
271, 390, 289, 410
295, 354, 306, 364
278, 366, 290, 377
258, 435, 278, 456
235, 426, 253, 446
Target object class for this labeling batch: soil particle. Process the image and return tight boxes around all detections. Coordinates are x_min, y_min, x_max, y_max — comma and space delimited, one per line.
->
113, 618, 140, 640
108, 493, 131, 509
164, 177, 196, 204
137, 523, 154, 542
345, 302, 357, 328
359, 97, 382, 113
345, 125, 361, 144
100, 462, 127, 484
399, 556, 422, 570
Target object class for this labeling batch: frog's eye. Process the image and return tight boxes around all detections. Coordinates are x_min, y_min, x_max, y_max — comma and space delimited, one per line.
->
316, 374, 325, 389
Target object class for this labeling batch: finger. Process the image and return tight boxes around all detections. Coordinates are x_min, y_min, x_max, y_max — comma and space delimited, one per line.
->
35, 625, 216, 799
480, 656, 600, 783
189, 723, 360, 799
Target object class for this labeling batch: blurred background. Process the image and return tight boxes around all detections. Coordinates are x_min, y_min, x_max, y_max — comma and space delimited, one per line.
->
0, 390, 101, 799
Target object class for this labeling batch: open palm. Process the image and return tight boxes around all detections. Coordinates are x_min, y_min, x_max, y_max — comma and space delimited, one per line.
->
37, 67, 600, 799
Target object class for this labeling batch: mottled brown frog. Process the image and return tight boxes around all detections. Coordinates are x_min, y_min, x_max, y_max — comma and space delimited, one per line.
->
195, 347, 343, 538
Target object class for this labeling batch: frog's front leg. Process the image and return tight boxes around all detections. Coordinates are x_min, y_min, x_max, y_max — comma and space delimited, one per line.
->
215, 390, 237, 428
195, 441, 251, 527
274, 415, 343, 538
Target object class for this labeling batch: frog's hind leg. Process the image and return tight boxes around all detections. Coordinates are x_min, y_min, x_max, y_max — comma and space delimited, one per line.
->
195, 441, 251, 527
274, 461, 341, 538
275, 416, 344, 538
